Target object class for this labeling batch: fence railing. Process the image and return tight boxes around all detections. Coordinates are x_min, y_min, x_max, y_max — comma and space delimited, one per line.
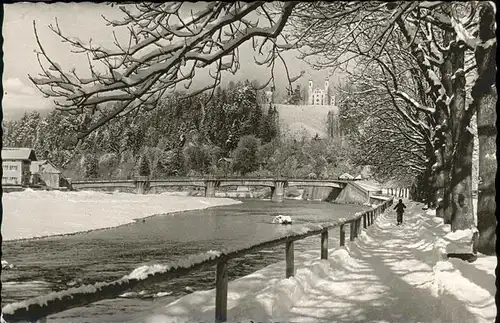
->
382, 187, 411, 199
70, 176, 361, 183
2, 198, 393, 323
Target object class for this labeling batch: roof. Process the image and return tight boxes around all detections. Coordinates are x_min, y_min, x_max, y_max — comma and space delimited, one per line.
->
30, 160, 61, 174
356, 180, 382, 192
339, 173, 354, 180
2, 148, 37, 161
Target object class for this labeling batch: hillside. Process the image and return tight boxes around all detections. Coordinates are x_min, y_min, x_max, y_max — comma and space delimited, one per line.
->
273, 104, 339, 140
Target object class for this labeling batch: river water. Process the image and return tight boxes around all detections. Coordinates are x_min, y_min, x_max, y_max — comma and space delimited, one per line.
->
1, 199, 366, 322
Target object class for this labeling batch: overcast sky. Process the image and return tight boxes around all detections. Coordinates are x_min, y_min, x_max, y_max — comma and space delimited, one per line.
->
3, 3, 342, 120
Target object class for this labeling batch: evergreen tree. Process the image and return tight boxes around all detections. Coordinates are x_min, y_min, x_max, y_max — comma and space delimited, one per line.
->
232, 135, 260, 175
138, 154, 151, 177
83, 153, 99, 179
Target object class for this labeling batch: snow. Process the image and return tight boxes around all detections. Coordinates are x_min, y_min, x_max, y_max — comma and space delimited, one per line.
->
147, 201, 496, 323
1, 189, 241, 241
1, 260, 14, 270
435, 228, 478, 256
451, 17, 479, 50
124, 250, 223, 281
272, 215, 293, 224
485, 153, 496, 160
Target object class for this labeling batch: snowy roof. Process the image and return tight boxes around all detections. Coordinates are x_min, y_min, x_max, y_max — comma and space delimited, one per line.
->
30, 160, 61, 174
2, 148, 37, 161
339, 173, 354, 180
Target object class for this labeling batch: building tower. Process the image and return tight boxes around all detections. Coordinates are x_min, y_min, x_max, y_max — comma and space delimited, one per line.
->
324, 77, 330, 106
308, 79, 313, 105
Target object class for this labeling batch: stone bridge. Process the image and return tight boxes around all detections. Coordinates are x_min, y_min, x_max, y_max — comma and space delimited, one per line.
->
70, 177, 374, 203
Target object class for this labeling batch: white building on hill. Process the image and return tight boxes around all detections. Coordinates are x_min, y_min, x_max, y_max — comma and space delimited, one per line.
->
308, 77, 335, 106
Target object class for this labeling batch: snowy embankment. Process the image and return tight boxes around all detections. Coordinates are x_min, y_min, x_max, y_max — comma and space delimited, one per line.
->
1, 189, 241, 241
147, 200, 495, 323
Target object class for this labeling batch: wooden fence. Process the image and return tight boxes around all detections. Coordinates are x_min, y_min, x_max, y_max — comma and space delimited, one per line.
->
382, 187, 411, 199
2, 198, 393, 323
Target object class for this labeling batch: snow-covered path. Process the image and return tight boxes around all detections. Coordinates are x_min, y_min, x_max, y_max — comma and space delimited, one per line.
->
148, 201, 496, 323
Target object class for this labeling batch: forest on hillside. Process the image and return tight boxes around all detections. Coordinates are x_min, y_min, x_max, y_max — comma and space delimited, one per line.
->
3, 80, 356, 180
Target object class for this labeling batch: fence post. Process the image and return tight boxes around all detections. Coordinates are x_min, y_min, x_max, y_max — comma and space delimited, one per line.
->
363, 213, 367, 229
286, 240, 294, 278
340, 224, 345, 246
215, 259, 229, 323
321, 230, 328, 259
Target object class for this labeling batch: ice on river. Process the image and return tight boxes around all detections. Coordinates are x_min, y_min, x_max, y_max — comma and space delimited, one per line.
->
2, 189, 241, 241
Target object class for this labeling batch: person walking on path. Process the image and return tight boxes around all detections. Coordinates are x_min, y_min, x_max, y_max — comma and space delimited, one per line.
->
393, 199, 406, 225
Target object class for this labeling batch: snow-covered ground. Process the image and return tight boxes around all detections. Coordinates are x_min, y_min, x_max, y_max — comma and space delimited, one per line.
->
146, 200, 495, 323
1, 189, 241, 241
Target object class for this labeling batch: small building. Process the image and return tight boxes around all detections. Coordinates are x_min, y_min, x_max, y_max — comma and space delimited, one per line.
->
30, 160, 62, 188
2, 148, 37, 186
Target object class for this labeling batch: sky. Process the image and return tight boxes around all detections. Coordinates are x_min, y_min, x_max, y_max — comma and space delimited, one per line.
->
2, 3, 342, 120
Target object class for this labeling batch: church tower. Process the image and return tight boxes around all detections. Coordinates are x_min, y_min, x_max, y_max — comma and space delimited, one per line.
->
308, 79, 313, 105
324, 77, 330, 106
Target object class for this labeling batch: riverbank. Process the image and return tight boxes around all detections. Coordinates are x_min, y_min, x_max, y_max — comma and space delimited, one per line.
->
147, 200, 495, 323
1, 189, 241, 241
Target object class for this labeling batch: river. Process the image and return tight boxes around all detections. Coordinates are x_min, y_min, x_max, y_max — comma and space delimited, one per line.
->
1, 199, 366, 322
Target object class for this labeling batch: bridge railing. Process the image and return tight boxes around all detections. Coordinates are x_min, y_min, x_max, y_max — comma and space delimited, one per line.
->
70, 176, 360, 183
1, 198, 393, 323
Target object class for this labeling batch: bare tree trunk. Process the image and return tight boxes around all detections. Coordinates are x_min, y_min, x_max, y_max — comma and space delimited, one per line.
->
427, 151, 437, 208
450, 131, 475, 231
438, 16, 457, 224
474, 2, 497, 255
449, 38, 475, 231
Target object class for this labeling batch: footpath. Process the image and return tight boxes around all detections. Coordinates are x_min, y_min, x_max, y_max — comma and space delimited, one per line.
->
145, 200, 496, 323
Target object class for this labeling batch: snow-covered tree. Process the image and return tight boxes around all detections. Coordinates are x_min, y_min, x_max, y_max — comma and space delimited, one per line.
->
285, 85, 303, 105
470, 2, 496, 255
82, 153, 99, 179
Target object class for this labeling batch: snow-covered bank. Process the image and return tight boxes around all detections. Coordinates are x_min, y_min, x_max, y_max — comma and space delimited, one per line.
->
148, 201, 495, 323
2, 189, 241, 241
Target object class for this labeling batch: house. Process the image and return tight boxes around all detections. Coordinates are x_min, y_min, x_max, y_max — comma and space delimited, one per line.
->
2, 148, 37, 186
30, 160, 62, 188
